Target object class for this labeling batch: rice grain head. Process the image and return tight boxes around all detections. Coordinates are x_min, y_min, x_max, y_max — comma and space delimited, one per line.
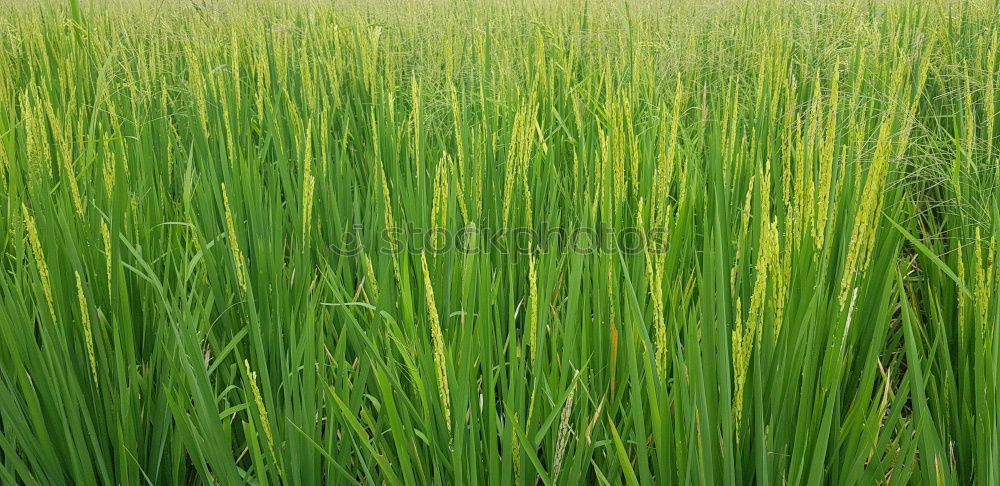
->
245, 359, 280, 474
75, 271, 98, 387
22, 204, 56, 323
552, 373, 578, 483
222, 184, 249, 293
421, 252, 452, 430
528, 254, 539, 364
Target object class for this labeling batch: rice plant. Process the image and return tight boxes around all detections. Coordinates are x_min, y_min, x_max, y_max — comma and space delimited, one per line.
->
0, 0, 998, 484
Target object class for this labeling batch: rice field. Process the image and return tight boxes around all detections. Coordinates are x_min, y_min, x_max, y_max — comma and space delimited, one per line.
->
0, 0, 998, 484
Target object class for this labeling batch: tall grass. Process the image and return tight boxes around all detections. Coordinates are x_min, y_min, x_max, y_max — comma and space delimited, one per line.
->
0, 0, 997, 484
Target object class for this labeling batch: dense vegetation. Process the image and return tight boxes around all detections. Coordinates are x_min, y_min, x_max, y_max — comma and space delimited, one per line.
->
1, 0, 998, 484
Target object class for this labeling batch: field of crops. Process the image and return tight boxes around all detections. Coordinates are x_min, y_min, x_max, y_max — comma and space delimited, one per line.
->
1, 0, 998, 484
